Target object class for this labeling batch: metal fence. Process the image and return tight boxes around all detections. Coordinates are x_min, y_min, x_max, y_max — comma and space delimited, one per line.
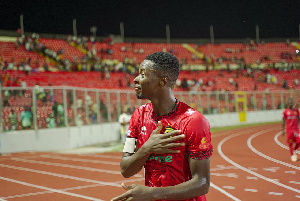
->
1, 86, 299, 132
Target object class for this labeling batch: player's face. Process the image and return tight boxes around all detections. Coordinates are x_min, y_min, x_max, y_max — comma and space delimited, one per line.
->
287, 99, 293, 109
133, 60, 159, 99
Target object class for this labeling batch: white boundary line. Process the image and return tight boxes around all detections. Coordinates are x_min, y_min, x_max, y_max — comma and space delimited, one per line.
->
0, 163, 124, 187
11, 157, 143, 177
0, 183, 103, 199
41, 154, 121, 165
247, 131, 300, 170
0, 177, 145, 199
0, 176, 103, 201
208, 127, 270, 200
218, 127, 300, 194
274, 132, 300, 154
210, 182, 241, 201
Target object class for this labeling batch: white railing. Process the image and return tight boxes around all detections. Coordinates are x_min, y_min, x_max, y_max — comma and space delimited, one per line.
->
1, 86, 299, 132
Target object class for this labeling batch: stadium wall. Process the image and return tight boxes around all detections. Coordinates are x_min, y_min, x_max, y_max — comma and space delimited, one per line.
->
0, 110, 283, 154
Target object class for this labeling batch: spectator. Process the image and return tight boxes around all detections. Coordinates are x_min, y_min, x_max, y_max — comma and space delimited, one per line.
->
21, 106, 32, 129
119, 107, 131, 143
49, 84, 54, 103
75, 108, 83, 126
77, 96, 83, 109
8, 110, 17, 130
46, 113, 56, 128
283, 79, 288, 89
294, 78, 299, 86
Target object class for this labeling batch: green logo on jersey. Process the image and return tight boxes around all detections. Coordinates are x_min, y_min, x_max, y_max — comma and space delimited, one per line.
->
147, 155, 172, 162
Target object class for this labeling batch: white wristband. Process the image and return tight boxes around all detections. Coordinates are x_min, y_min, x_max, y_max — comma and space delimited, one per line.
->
123, 138, 136, 153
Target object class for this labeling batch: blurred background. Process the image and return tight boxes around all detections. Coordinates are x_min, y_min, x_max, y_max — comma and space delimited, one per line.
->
0, 0, 299, 153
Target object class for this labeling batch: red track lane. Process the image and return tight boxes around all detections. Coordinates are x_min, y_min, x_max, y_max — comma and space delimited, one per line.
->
0, 123, 299, 200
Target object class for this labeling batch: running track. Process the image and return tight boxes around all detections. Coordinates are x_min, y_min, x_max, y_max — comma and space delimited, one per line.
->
0, 123, 299, 201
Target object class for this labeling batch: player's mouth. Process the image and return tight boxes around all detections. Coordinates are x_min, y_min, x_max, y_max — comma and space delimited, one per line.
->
135, 85, 141, 92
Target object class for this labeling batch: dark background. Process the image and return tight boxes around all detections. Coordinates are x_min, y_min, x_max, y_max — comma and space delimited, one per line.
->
0, 0, 299, 39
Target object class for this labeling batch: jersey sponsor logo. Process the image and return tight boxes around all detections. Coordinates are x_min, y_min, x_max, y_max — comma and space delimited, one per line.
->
147, 155, 172, 162
287, 116, 298, 119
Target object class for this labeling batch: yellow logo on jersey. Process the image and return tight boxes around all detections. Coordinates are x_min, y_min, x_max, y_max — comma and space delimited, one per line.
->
199, 137, 210, 149
294, 111, 298, 115
164, 126, 175, 134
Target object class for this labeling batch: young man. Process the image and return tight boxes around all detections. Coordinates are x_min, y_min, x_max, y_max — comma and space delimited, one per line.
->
112, 52, 213, 201
119, 107, 132, 143
282, 98, 300, 162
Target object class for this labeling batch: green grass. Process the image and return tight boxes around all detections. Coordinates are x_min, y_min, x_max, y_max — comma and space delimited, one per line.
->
211, 121, 281, 133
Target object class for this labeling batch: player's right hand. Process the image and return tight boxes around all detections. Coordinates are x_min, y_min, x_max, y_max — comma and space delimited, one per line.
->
142, 121, 185, 154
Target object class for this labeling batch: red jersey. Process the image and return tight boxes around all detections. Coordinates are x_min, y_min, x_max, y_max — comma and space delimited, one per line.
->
283, 108, 299, 131
127, 101, 213, 201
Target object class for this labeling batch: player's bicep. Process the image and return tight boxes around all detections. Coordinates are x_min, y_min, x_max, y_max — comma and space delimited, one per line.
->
189, 158, 210, 184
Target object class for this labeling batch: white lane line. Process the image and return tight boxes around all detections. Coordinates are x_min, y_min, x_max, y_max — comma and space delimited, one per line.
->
247, 131, 300, 170
1, 177, 145, 200
0, 164, 122, 187
296, 195, 300, 198
210, 182, 241, 201
268, 192, 283, 195
1, 175, 145, 199
0, 183, 104, 199
218, 128, 300, 194
211, 173, 238, 178
222, 186, 235, 189
211, 165, 238, 171
41, 154, 120, 165
73, 154, 122, 160
12, 157, 143, 178
285, 171, 296, 174
0, 176, 103, 201
290, 181, 300, 184
274, 132, 300, 154
244, 188, 258, 192
246, 176, 258, 180
262, 167, 280, 172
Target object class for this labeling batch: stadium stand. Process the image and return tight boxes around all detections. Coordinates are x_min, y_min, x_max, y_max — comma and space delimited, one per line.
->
1, 35, 300, 131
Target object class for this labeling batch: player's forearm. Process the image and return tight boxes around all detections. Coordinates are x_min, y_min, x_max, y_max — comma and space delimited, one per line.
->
152, 175, 210, 200
120, 146, 150, 178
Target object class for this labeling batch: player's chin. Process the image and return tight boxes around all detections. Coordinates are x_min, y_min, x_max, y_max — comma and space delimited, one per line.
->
135, 92, 143, 99
136, 94, 142, 99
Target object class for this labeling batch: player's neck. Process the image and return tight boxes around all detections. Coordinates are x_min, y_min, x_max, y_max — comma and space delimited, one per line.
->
151, 93, 176, 116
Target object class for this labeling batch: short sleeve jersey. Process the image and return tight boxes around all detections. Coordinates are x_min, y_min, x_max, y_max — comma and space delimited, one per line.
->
127, 101, 213, 201
283, 108, 299, 131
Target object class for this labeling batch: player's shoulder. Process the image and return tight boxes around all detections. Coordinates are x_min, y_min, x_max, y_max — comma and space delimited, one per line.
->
179, 102, 207, 122
132, 102, 152, 114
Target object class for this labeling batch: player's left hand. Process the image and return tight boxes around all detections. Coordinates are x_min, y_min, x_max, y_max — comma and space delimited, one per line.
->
111, 183, 154, 201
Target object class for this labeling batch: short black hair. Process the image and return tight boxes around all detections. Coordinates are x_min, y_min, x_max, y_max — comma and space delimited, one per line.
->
145, 52, 180, 87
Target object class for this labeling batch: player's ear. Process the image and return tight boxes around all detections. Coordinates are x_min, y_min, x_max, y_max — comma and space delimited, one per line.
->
159, 77, 168, 87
